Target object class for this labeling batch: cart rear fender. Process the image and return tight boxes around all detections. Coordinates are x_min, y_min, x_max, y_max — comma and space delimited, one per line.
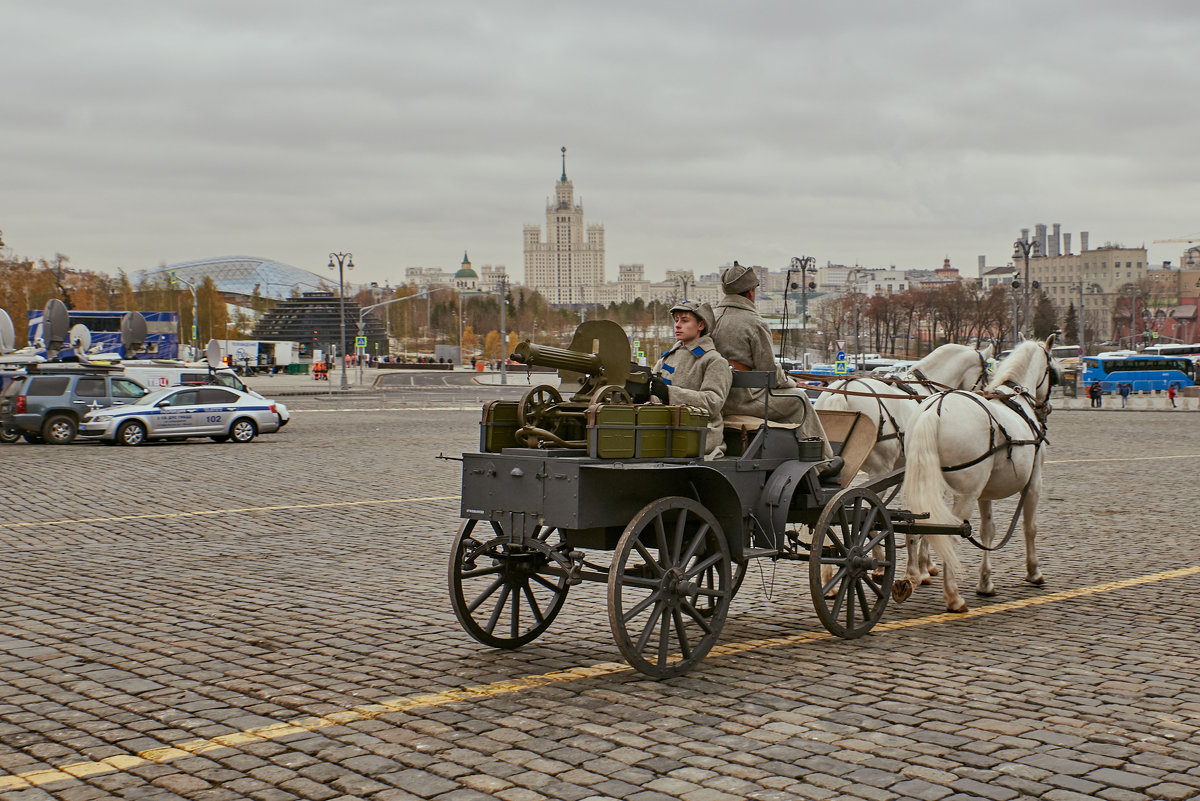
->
758, 462, 823, 550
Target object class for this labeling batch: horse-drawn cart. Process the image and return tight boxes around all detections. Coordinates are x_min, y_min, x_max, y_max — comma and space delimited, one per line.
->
449, 321, 971, 678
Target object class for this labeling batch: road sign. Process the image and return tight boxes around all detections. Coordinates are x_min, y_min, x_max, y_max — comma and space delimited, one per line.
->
836, 350, 846, 362
837, 340, 846, 351
355, 336, 367, 348
835, 360, 848, 374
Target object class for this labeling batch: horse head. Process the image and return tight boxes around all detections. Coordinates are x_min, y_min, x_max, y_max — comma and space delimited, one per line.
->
987, 337, 1058, 402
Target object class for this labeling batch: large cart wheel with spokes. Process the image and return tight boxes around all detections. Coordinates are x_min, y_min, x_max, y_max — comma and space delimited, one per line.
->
449, 519, 570, 649
608, 496, 732, 678
808, 486, 896, 639
517, 385, 563, 429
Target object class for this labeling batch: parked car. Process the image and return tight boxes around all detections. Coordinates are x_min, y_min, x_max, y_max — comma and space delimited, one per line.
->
0, 369, 150, 445
79, 385, 283, 445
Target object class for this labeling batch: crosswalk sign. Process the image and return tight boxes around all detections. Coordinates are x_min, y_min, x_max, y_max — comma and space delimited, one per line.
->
355, 336, 367, 348
835, 360, 848, 374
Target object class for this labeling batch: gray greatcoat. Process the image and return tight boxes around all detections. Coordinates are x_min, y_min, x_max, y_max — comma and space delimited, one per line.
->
711, 294, 832, 456
652, 335, 731, 459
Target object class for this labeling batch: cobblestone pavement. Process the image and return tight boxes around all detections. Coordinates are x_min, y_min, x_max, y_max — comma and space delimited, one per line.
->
1, 402, 1198, 801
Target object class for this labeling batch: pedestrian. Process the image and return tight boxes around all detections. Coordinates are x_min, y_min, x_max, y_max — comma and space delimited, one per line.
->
1088, 382, 1103, 408
1119, 382, 1131, 408
1168, 382, 1178, 408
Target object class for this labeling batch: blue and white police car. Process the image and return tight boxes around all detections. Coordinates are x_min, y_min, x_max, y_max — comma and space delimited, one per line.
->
80, 385, 283, 445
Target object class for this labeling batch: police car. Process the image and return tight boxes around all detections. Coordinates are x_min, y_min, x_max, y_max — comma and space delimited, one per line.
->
80, 385, 283, 445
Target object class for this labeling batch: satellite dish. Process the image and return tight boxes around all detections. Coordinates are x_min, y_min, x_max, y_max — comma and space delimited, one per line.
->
70, 324, 92, 354
0, 309, 15, 354
205, 340, 223, 369
43, 299, 70, 350
121, 312, 147, 354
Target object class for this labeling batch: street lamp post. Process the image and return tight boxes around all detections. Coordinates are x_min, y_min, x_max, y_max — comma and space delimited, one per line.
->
497, 274, 509, 385
328, 252, 353, 390
169, 271, 199, 358
1013, 237, 1041, 339
788, 256, 817, 366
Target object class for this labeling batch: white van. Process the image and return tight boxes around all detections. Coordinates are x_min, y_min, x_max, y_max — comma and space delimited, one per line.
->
117, 361, 251, 392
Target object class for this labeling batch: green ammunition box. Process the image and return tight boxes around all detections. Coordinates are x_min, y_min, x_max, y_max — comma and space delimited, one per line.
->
672, 406, 710, 458
635, 405, 674, 457
587, 404, 637, 458
480, 400, 520, 453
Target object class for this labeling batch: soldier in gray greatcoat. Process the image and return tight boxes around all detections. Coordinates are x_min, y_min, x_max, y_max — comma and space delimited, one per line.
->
649, 300, 731, 459
710, 262, 832, 458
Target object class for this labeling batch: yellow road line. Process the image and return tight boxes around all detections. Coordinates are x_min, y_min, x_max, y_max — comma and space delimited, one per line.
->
0, 497, 459, 530
1, 564, 1197, 792
1046, 454, 1200, 464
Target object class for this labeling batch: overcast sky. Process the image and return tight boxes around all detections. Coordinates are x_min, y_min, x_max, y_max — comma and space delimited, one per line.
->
4, 1, 1200, 287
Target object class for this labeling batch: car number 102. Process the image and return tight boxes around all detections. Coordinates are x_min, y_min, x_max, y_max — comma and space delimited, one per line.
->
206, 415, 224, 423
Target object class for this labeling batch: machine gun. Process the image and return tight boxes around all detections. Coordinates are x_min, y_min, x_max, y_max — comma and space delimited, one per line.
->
506, 319, 649, 448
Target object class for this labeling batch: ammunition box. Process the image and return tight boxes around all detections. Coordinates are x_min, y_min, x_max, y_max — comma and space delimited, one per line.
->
672, 406, 710, 458
798, 437, 823, 460
635, 405, 674, 457
480, 400, 520, 453
587, 404, 637, 458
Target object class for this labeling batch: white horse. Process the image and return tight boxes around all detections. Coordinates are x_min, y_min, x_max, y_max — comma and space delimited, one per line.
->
816, 342, 994, 582
899, 336, 1061, 612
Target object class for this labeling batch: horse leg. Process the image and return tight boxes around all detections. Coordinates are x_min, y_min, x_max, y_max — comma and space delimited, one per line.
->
892, 533, 925, 603
918, 537, 938, 582
935, 493, 976, 613
976, 499, 996, 596
1024, 483, 1043, 586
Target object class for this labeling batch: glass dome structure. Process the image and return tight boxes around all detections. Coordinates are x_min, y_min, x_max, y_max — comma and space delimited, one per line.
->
134, 256, 332, 300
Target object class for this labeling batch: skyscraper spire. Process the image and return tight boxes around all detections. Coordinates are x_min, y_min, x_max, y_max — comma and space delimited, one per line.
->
560, 146, 567, 181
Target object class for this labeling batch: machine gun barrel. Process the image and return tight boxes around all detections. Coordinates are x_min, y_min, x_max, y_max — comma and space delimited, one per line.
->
511, 341, 604, 376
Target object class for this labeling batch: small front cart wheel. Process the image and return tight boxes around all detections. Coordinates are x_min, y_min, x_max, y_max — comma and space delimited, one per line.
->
809, 486, 895, 639
608, 496, 731, 678
449, 519, 570, 649
517, 385, 563, 430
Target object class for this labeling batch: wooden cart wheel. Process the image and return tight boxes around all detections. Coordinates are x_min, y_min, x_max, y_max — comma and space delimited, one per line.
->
808, 486, 895, 639
591, 385, 632, 405
449, 519, 570, 649
608, 497, 731, 678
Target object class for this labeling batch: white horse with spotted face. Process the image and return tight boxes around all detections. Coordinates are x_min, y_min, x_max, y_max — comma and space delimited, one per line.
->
899, 336, 1062, 612
816, 342, 993, 581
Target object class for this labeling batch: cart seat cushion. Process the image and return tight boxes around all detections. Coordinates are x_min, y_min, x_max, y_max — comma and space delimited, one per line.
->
723, 414, 800, 431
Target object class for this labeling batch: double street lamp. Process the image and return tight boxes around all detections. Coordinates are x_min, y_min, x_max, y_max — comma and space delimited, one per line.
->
787, 256, 817, 366
328, 252, 353, 390
1013, 237, 1041, 340
169, 271, 199, 358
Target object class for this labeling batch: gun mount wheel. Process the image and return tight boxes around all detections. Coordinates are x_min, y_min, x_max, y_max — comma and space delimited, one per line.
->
608, 496, 731, 678
809, 486, 895, 639
591, 385, 632, 405
449, 519, 570, 649
517, 384, 563, 429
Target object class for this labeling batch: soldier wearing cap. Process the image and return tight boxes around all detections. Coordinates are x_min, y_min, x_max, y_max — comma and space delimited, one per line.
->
648, 299, 731, 458
711, 261, 832, 457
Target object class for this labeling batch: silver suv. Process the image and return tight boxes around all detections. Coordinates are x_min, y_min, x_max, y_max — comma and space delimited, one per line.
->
0, 370, 149, 445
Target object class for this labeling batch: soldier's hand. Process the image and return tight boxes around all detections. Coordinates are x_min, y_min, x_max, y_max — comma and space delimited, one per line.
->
649, 375, 671, 404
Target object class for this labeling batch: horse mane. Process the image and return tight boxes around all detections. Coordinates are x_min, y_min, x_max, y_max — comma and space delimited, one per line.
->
986, 340, 1042, 391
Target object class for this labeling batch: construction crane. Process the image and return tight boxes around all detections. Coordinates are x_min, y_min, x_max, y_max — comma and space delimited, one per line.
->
1153, 235, 1200, 244
1153, 236, 1200, 268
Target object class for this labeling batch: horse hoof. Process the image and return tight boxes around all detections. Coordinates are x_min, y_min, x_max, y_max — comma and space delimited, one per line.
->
920, 576, 933, 586
1027, 575, 1045, 586
928, 565, 940, 576
976, 587, 996, 597
947, 602, 968, 614
892, 581, 913, 603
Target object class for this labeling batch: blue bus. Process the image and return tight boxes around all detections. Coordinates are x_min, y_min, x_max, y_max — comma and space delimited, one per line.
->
1081, 355, 1195, 394
27, 310, 180, 359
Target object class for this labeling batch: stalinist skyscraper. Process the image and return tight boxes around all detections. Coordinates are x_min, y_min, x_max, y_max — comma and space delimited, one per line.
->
523, 148, 605, 305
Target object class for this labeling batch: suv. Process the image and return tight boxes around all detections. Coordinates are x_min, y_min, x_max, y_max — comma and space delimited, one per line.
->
0, 370, 149, 445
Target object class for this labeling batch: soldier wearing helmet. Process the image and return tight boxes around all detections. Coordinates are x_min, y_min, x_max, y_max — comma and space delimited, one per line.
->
648, 299, 731, 458
710, 262, 832, 457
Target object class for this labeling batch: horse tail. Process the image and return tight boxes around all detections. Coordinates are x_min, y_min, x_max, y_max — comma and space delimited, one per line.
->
902, 404, 963, 579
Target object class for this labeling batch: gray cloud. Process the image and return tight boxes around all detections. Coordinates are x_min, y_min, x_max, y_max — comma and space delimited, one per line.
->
4, 0, 1199, 285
